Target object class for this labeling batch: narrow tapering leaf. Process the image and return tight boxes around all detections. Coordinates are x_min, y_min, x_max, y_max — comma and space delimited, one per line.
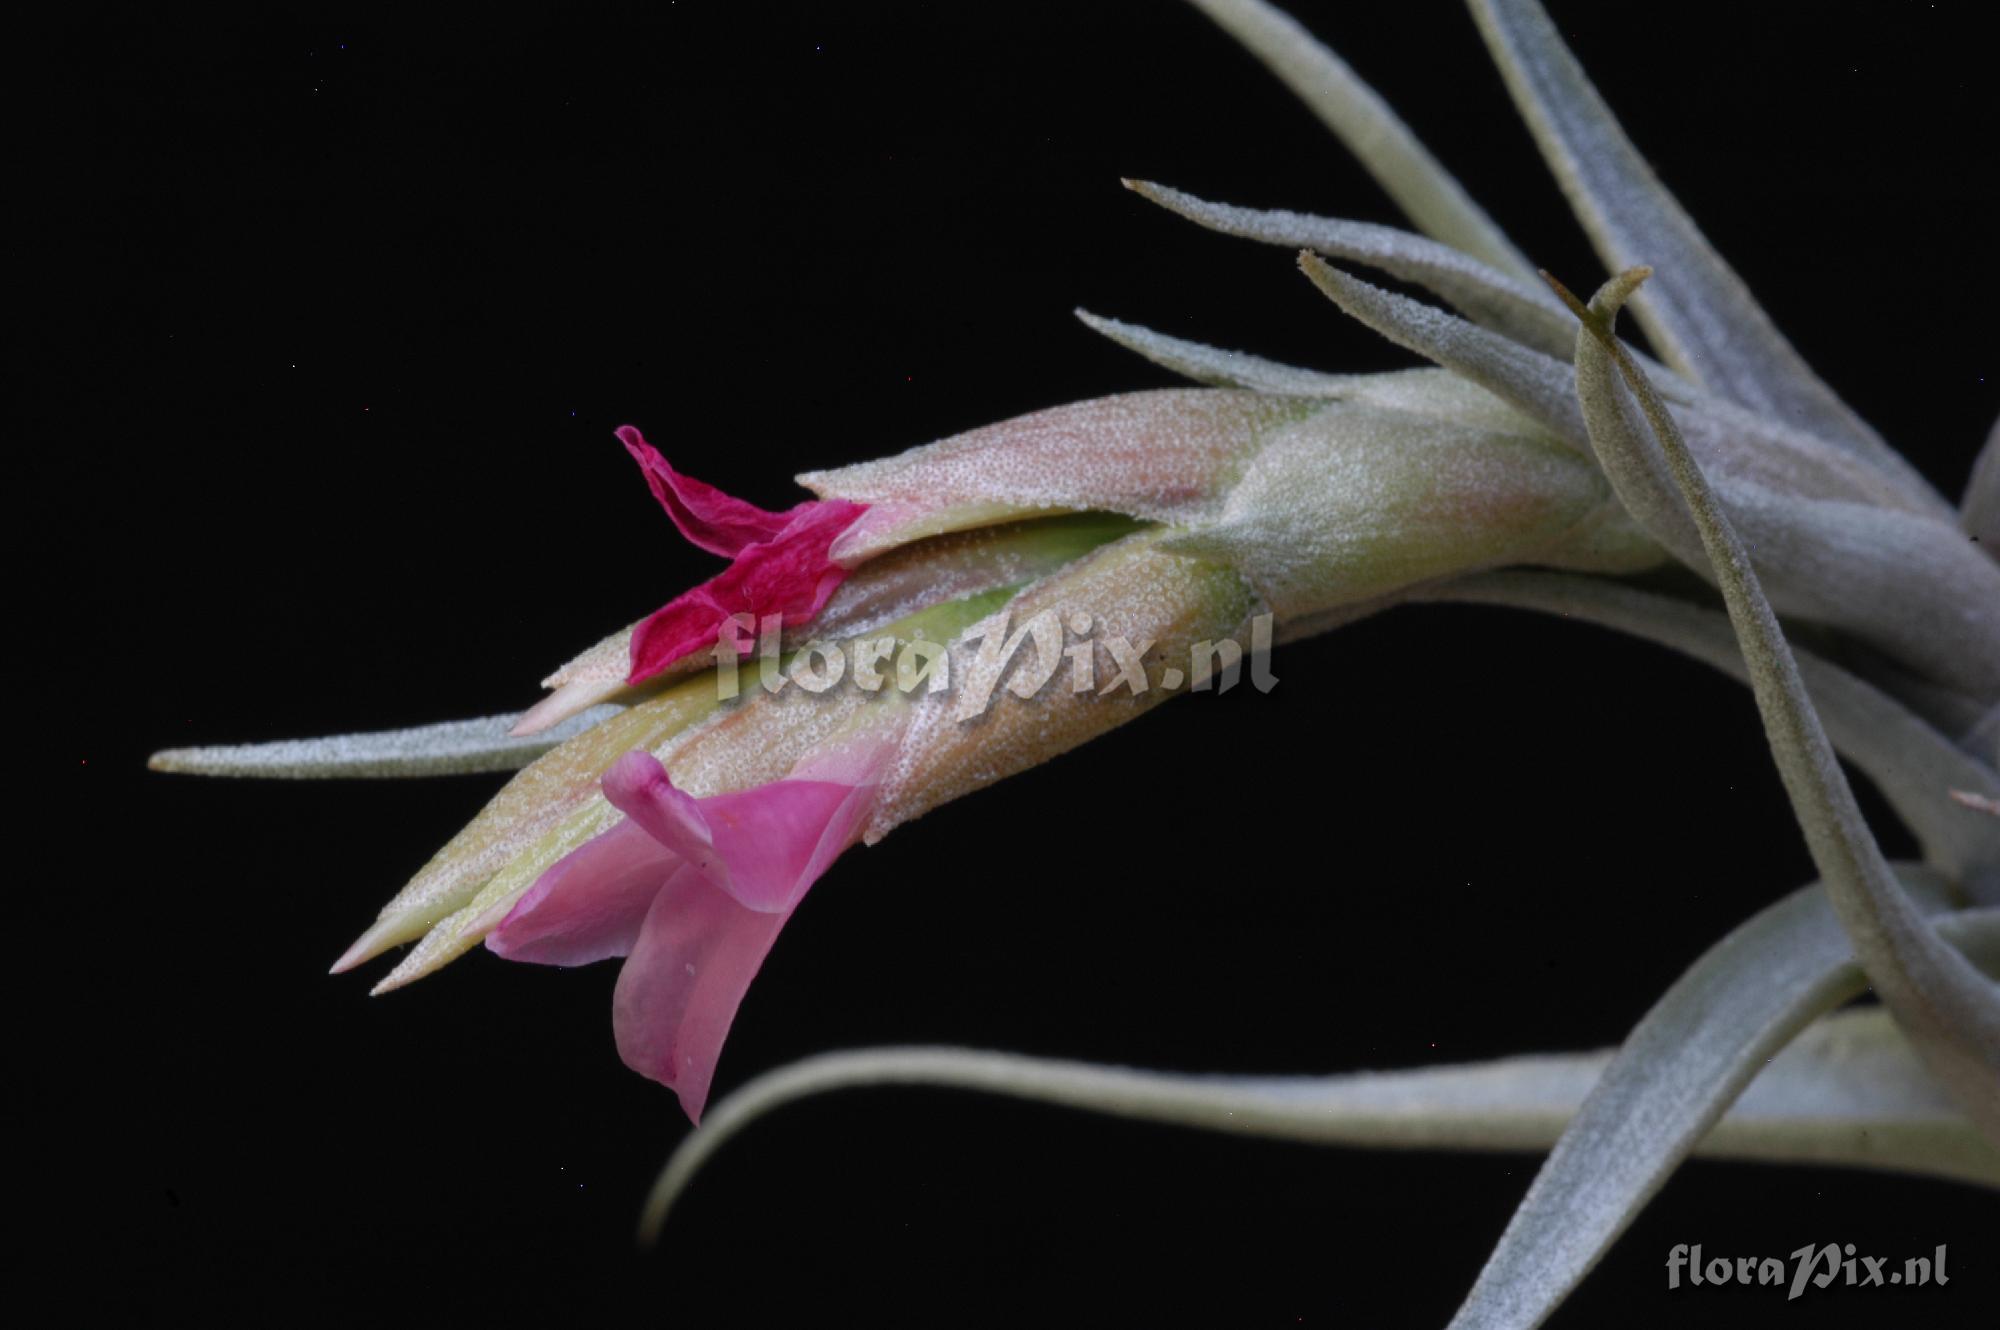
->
1966, 415, 1999, 557
1557, 269, 2000, 1141
1297, 256, 1941, 523
1446, 874, 1981, 1330
642, 1000, 1999, 1245
1466, 0, 1943, 508
1298, 254, 1589, 451
1565, 275, 2000, 706
1428, 571, 2000, 879
1967, 706, 2000, 768
147, 706, 624, 780
1183, 0, 1534, 280
1073, 308, 1357, 395
1128, 179, 1572, 355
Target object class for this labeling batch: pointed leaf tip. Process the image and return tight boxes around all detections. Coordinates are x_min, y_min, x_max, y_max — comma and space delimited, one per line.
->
1186, 0, 1534, 279
1137, 180, 1575, 356
1468, 0, 1942, 507
1567, 268, 2000, 1143
1072, 308, 1360, 396
1299, 252, 1590, 454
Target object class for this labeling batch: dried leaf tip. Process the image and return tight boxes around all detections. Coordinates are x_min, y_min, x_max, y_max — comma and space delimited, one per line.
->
1539, 264, 1654, 328
1950, 789, 2000, 817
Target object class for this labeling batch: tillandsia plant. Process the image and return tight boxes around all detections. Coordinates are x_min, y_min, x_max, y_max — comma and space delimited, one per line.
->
147, 0, 2000, 1323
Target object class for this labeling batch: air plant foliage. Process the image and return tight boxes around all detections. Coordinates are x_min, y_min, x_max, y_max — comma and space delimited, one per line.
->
111, 1, 1999, 1323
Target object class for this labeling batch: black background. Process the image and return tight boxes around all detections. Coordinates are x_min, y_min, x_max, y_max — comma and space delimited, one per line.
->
45, 1, 1997, 1325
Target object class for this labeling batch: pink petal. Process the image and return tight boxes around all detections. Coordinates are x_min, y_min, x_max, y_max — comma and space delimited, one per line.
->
485, 819, 684, 967
493, 745, 895, 1121
618, 425, 794, 557
602, 749, 877, 912
608, 750, 883, 1119
612, 881, 789, 1123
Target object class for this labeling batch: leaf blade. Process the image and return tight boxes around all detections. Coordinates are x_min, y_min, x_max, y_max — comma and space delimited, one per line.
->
1184, 0, 1534, 279
1465, 0, 1941, 507
147, 706, 625, 780
1073, 308, 1360, 395
1128, 179, 1572, 355
1427, 571, 2000, 879
1445, 875, 1971, 1330
640, 986, 1999, 1246
1964, 414, 2000, 558
1556, 269, 2000, 1142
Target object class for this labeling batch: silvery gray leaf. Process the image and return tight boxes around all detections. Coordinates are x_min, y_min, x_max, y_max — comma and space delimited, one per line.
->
146, 706, 624, 779
1299, 254, 1589, 451
1567, 270, 2000, 1142
1428, 571, 2000, 880
1965, 415, 1999, 557
1073, 308, 1360, 395
1465, 0, 1939, 507
1184, 0, 1533, 280
1447, 875, 1985, 1330
640, 1000, 1998, 1246
1568, 291, 2000, 708
1125, 179, 1572, 354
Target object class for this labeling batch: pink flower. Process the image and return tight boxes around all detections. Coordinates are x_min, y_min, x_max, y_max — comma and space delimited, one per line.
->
618, 426, 868, 686
485, 734, 892, 1122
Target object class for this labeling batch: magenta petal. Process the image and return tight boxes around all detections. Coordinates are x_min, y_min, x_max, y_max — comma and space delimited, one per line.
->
617, 425, 793, 557
485, 819, 683, 967
626, 495, 869, 684
611, 879, 789, 1123
623, 585, 741, 684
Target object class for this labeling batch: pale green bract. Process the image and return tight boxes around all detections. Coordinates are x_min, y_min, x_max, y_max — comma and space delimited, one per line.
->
151, 3, 2000, 1323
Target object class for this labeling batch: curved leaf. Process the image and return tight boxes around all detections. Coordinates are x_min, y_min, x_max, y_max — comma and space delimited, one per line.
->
1183, 0, 1533, 279
1426, 571, 2000, 879
1465, 0, 1943, 509
1965, 414, 1999, 558
1127, 179, 1571, 354
1564, 274, 2000, 706
1556, 269, 2000, 1141
1446, 876, 1980, 1330
641, 992, 1999, 1246
1299, 253, 1589, 452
